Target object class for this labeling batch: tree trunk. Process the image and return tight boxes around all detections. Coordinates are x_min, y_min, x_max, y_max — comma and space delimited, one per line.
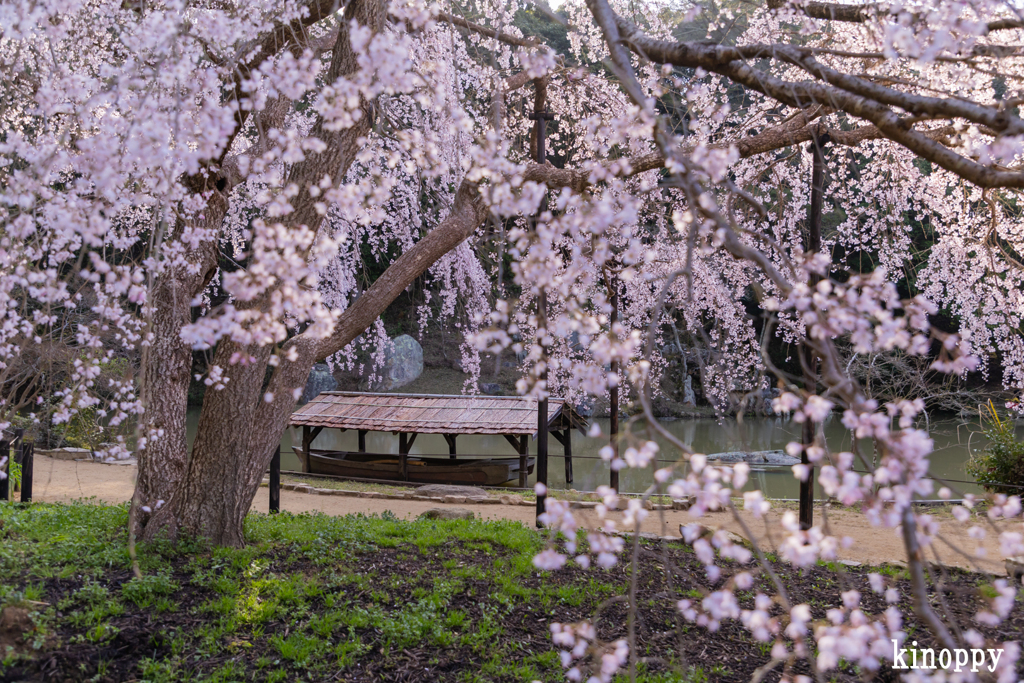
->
152, 340, 274, 545
134, 198, 222, 532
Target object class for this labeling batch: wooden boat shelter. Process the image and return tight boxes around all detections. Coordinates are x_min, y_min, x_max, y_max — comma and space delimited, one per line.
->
288, 391, 588, 487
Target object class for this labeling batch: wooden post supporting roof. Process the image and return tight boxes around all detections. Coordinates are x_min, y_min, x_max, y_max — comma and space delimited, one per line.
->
300, 425, 321, 474
444, 434, 457, 459
399, 432, 417, 481
551, 429, 572, 484
300, 426, 310, 474
518, 435, 528, 488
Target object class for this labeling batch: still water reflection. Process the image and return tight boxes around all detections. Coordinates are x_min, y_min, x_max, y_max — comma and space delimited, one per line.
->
185, 409, 988, 498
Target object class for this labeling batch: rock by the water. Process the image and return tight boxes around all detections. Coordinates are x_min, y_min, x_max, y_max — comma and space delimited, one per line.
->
480, 382, 502, 396
372, 335, 423, 391
706, 449, 799, 466
760, 388, 781, 414
575, 399, 594, 418
301, 362, 338, 404
419, 507, 475, 520
682, 375, 696, 406
416, 484, 491, 498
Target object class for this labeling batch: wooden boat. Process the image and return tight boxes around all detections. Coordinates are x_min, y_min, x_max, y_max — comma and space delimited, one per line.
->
293, 448, 535, 486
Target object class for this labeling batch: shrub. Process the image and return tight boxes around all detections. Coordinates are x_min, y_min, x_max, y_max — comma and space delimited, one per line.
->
966, 402, 1024, 495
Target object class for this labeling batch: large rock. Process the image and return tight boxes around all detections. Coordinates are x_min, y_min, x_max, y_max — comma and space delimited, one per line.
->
301, 362, 338, 404
682, 375, 696, 406
366, 335, 423, 391
480, 382, 502, 396
706, 450, 800, 466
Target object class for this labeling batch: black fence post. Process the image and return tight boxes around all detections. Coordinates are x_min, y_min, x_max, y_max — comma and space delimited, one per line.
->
609, 284, 620, 493
20, 442, 32, 503
799, 131, 829, 531
0, 439, 8, 502
269, 445, 281, 513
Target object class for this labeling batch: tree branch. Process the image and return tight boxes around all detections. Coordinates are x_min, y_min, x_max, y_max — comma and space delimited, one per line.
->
612, 13, 1024, 187
436, 10, 541, 48
766, 0, 1024, 34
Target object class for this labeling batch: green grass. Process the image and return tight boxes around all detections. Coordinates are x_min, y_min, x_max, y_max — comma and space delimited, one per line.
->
0, 500, 946, 683
0, 502, 608, 682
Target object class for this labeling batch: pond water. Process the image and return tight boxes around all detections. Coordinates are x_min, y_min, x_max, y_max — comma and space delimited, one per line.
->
186, 409, 991, 498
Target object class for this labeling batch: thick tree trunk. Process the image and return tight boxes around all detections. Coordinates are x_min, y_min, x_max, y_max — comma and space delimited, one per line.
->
134, 197, 222, 533
152, 340, 274, 545
133, 274, 196, 511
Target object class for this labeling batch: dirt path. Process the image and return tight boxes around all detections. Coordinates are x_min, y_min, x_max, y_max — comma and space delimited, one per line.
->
24, 455, 1014, 574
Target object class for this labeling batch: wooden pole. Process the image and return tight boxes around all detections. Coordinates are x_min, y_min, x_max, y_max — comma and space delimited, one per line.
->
563, 429, 573, 484
445, 434, 457, 459
399, 432, 410, 481
269, 445, 280, 514
800, 131, 828, 531
530, 78, 554, 527
0, 439, 8, 502
301, 425, 312, 473
518, 435, 529, 488
609, 283, 620, 492
358, 430, 366, 453
20, 442, 32, 503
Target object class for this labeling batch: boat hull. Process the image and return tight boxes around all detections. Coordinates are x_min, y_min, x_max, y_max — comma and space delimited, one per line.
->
293, 448, 535, 486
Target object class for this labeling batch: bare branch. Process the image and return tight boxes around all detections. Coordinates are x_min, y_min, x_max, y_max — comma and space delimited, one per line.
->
612, 13, 1024, 188
436, 10, 541, 48
766, 0, 1024, 34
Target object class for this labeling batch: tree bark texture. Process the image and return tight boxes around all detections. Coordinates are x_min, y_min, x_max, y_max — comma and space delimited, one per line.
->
134, 193, 223, 529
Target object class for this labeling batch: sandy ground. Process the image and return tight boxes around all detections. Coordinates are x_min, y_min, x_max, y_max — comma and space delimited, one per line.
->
22, 455, 1017, 574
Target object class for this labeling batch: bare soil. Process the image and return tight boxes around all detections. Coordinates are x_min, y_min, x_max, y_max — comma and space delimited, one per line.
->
25, 455, 1017, 574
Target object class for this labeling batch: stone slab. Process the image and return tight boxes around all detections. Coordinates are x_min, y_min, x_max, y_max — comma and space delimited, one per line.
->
415, 484, 491, 498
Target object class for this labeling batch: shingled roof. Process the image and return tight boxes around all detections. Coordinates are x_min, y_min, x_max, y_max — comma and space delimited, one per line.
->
289, 391, 587, 435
